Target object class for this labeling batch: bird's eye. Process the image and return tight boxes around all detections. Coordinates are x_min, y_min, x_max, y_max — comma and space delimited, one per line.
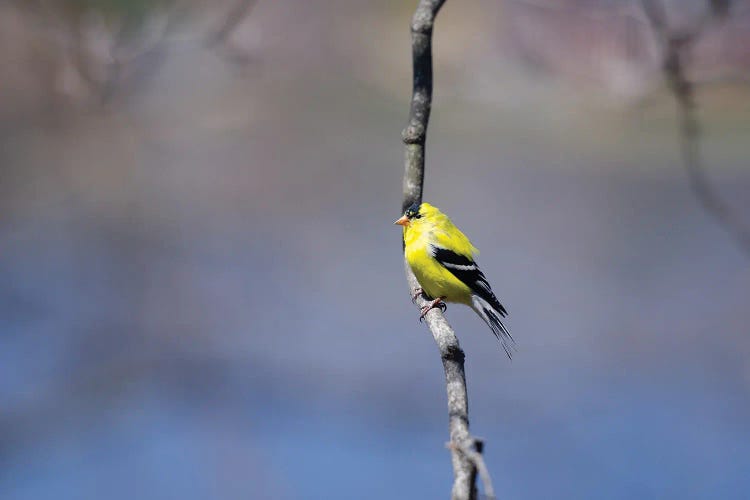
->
414, 214, 422, 219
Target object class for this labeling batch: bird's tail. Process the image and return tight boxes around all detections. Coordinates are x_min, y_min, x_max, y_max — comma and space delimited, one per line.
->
470, 295, 515, 359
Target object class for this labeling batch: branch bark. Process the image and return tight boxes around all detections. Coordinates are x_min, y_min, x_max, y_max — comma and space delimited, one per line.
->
449, 438, 496, 499
640, 0, 750, 256
400, 1, 493, 499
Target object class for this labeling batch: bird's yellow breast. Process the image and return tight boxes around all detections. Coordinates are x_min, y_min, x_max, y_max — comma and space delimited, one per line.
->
404, 226, 473, 304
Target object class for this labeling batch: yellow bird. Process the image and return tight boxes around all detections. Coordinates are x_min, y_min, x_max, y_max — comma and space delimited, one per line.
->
395, 202, 513, 357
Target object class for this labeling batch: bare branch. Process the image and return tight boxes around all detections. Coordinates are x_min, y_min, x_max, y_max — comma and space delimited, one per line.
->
100, 4, 191, 104
66, 13, 102, 92
402, 0, 444, 212
640, 0, 750, 256
404, 268, 480, 499
400, 1, 494, 499
205, 0, 259, 65
206, 0, 258, 48
448, 439, 496, 500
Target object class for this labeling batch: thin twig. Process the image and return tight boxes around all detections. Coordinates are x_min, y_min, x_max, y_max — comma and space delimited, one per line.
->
401, 1, 494, 499
448, 439, 496, 499
100, 6, 183, 104
67, 14, 101, 92
640, 0, 750, 256
206, 0, 258, 49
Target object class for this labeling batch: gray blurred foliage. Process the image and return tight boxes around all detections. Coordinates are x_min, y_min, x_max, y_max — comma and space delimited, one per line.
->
1, 1, 750, 499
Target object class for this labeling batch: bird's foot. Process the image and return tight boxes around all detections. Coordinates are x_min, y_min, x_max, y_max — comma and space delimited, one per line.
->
419, 297, 447, 322
411, 287, 424, 304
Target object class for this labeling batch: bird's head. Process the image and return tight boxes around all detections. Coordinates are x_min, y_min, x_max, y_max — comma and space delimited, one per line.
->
394, 202, 437, 228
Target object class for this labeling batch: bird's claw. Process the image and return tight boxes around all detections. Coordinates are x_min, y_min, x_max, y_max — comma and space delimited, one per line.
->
419, 297, 447, 322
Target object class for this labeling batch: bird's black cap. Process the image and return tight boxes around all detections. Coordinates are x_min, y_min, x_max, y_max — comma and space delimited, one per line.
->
404, 202, 421, 218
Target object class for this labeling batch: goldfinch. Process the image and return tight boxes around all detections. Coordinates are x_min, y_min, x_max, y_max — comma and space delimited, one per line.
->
395, 202, 513, 357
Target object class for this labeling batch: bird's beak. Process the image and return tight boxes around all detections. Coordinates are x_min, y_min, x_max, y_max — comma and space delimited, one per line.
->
393, 215, 410, 227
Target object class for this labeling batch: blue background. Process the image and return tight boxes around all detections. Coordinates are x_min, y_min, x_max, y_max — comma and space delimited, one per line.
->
2, 1, 750, 498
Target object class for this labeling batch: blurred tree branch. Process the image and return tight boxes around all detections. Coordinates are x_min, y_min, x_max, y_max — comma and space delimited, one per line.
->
640, 0, 750, 256
401, 1, 494, 499
100, 6, 179, 104
14, 0, 259, 105
205, 0, 258, 65
206, 0, 256, 46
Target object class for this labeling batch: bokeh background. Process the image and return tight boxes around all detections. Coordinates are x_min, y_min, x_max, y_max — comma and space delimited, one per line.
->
2, 1, 750, 498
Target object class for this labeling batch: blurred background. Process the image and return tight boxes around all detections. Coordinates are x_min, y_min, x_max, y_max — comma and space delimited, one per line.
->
2, 0, 750, 498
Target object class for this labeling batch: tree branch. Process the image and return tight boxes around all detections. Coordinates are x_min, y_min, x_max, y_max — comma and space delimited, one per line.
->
449, 438, 496, 500
640, 0, 750, 256
205, 0, 259, 65
400, 1, 493, 499
206, 0, 258, 48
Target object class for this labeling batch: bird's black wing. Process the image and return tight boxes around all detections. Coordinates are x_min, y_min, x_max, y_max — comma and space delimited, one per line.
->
430, 246, 507, 317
